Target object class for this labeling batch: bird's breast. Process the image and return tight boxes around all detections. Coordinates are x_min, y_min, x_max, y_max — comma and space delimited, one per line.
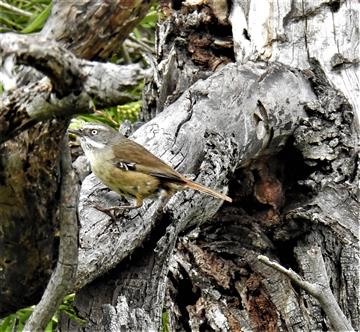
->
91, 158, 160, 199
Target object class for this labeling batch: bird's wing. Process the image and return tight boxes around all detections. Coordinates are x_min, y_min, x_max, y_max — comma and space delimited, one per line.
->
112, 138, 185, 183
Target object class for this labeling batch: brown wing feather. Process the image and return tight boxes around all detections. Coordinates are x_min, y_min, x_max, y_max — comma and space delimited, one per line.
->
111, 136, 232, 203
112, 137, 185, 183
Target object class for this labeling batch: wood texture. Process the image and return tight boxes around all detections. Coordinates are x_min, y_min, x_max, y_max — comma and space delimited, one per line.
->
75, 61, 317, 289
0, 0, 358, 330
0, 33, 149, 142
68, 1, 358, 331
0, 0, 151, 316
230, 0, 359, 119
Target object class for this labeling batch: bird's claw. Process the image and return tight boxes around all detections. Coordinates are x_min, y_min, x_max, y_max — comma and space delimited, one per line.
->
94, 205, 126, 221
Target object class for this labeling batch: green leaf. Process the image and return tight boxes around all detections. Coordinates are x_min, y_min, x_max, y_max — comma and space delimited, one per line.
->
161, 310, 170, 332
21, 3, 52, 33
140, 10, 158, 29
44, 319, 53, 332
0, 315, 15, 332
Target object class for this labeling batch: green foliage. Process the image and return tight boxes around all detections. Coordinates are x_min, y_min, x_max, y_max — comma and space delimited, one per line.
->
0, 0, 51, 33
0, 306, 48, 332
21, 2, 52, 33
76, 101, 141, 129
161, 310, 171, 332
58, 294, 86, 326
0, 294, 85, 331
133, 8, 158, 40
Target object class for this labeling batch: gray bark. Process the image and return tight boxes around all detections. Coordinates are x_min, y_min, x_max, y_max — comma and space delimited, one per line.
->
258, 248, 354, 332
0, 0, 358, 331
0, 33, 149, 142
64, 1, 358, 331
230, 0, 359, 119
0, 0, 151, 317
75, 61, 317, 289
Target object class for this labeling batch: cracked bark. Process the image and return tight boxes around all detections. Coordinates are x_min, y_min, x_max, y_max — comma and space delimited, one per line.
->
0, 0, 358, 331
0, 33, 150, 143
61, 1, 358, 331
58, 4, 359, 331
0, 0, 151, 317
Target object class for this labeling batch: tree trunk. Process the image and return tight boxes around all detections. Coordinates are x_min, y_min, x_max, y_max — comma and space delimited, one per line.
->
60, 1, 359, 331
0, 0, 358, 331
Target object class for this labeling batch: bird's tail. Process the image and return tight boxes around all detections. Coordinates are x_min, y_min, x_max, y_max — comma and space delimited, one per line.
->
184, 179, 232, 202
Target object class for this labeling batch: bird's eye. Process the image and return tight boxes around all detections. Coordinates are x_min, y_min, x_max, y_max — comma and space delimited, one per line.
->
91, 129, 98, 135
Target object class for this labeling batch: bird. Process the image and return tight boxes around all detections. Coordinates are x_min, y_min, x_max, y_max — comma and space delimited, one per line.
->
69, 123, 232, 212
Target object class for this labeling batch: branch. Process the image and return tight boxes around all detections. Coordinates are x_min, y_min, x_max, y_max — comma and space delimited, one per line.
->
24, 138, 79, 331
0, 33, 150, 143
0, 33, 82, 97
258, 249, 354, 332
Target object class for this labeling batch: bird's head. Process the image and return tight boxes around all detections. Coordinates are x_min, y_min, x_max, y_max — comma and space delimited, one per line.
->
68, 123, 117, 153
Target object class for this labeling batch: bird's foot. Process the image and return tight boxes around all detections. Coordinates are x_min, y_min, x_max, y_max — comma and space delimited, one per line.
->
94, 196, 142, 221
94, 205, 134, 221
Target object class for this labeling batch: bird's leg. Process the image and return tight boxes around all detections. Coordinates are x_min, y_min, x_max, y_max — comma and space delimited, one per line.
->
94, 205, 131, 221
94, 198, 143, 221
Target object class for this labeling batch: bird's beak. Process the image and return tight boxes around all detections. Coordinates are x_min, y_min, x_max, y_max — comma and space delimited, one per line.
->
68, 128, 82, 137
